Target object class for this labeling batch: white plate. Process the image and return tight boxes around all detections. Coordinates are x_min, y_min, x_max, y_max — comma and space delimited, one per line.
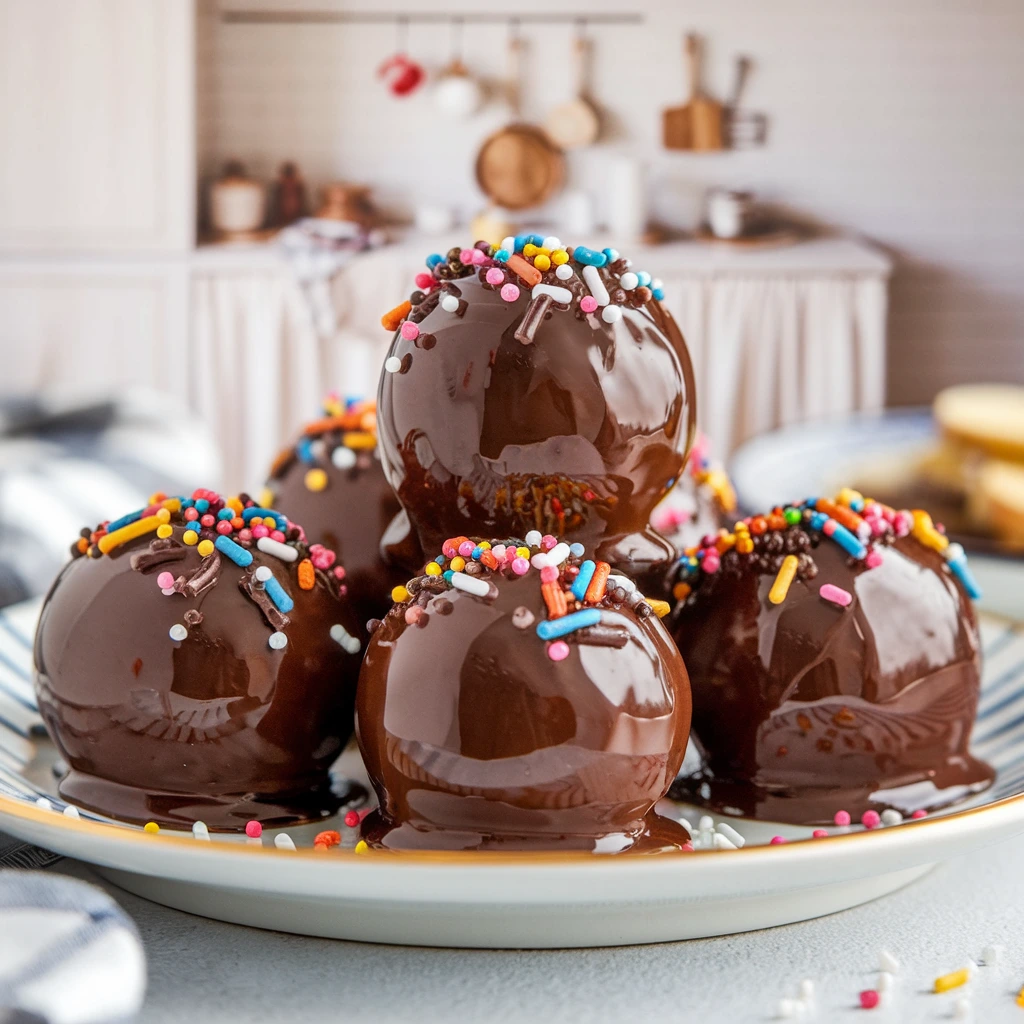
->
2, 605, 1024, 948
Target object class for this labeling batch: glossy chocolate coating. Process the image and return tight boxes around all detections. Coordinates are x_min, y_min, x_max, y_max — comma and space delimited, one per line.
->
376, 271, 696, 594
356, 561, 692, 852
671, 535, 994, 823
266, 442, 407, 624
35, 524, 364, 830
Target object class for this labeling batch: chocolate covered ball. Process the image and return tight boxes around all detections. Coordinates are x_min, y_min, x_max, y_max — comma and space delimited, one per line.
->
669, 491, 993, 824
356, 534, 692, 852
264, 397, 410, 623
376, 239, 696, 595
34, 490, 365, 830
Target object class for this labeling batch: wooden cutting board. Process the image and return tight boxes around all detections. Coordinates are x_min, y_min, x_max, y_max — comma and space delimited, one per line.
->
663, 34, 723, 151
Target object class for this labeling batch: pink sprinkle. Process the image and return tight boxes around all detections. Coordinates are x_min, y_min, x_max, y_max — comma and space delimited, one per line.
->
511, 556, 530, 575
458, 541, 475, 557
547, 640, 570, 662
485, 267, 505, 286
405, 605, 423, 625
270, 530, 285, 542
865, 549, 883, 568
701, 555, 720, 573
333, 566, 345, 579
459, 248, 477, 265
769, 836, 787, 845
681, 842, 694, 852
580, 295, 598, 313
540, 565, 559, 583
822, 518, 837, 536
893, 511, 912, 537
491, 544, 507, 561
500, 283, 520, 302
541, 535, 557, 551
860, 990, 880, 1010
820, 583, 852, 607
400, 321, 420, 341
157, 571, 174, 589
244, 820, 262, 838
911, 809, 927, 819
237, 528, 252, 542
252, 524, 270, 539
861, 810, 881, 829
812, 829, 829, 838
357, 808, 372, 822
442, 540, 457, 558
184, 507, 199, 521
834, 810, 851, 826
216, 520, 233, 535
344, 810, 359, 828
200, 514, 215, 528
414, 272, 433, 290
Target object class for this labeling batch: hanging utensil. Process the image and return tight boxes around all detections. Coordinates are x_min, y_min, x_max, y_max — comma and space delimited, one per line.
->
435, 17, 483, 118
663, 33, 723, 151
724, 55, 767, 149
544, 24, 600, 149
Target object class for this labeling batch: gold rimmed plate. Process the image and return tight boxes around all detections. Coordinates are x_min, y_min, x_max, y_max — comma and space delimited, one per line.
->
1, 601, 1023, 948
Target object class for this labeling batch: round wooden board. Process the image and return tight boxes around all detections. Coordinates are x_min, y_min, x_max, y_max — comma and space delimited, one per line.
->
475, 125, 565, 211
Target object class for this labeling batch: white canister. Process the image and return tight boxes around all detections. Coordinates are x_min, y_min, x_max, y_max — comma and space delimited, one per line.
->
706, 189, 754, 240
209, 163, 266, 236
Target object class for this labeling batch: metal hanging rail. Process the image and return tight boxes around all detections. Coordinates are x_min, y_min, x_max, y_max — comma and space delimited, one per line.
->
222, 10, 644, 25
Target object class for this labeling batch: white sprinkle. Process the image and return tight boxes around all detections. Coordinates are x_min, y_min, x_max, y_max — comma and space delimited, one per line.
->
62, 805, 80, 819
651, 277, 664, 291
879, 950, 901, 974
35, 798, 52, 811
776, 997, 797, 1019
525, 530, 542, 547
555, 263, 574, 281
715, 821, 746, 848
677, 817, 694, 833
169, 623, 187, 642
269, 631, 288, 650
582, 264, 610, 306
257, 537, 298, 562
533, 283, 573, 305
880, 808, 903, 826
330, 623, 361, 654
713, 832, 737, 850
384, 355, 402, 373
607, 574, 636, 594
698, 815, 714, 832
546, 542, 571, 565
192, 821, 210, 841
798, 979, 814, 1002
601, 305, 623, 324
946, 541, 966, 562
254, 565, 273, 582
441, 294, 460, 312
963, 960, 977, 979
161, 587, 176, 596
981, 944, 1003, 966
332, 445, 357, 470
877, 971, 894, 992
451, 571, 490, 598
953, 997, 971, 1020
275, 833, 296, 850
530, 553, 551, 569
500, 236, 515, 252
619, 271, 639, 290
542, 236, 561, 251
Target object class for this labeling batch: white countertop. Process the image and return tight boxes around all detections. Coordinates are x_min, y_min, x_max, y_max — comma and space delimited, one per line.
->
44, 833, 1024, 1023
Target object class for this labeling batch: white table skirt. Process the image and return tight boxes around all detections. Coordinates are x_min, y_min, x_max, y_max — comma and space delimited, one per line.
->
189, 234, 891, 490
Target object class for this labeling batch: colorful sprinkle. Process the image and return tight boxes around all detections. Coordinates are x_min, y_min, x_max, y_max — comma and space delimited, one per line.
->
500, 283, 520, 302
819, 583, 852, 607
245, 820, 263, 838
547, 640, 571, 661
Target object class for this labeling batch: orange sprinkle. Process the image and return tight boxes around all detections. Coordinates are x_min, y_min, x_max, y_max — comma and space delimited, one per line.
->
767, 514, 787, 531
672, 581, 692, 601
542, 582, 568, 619
815, 498, 863, 533
381, 300, 412, 331
297, 559, 315, 591
313, 830, 341, 849
506, 253, 542, 287
715, 532, 736, 553
76, 537, 89, 554
302, 414, 350, 437
480, 551, 498, 570
749, 516, 768, 536
584, 561, 611, 603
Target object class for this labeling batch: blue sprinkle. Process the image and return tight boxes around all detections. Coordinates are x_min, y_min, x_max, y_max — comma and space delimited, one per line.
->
809, 511, 828, 531
652, 287, 665, 301
513, 234, 531, 252
494, 248, 510, 262
262, 573, 294, 614
180, 498, 194, 509
948, 554, 982, 600
568, 543, 585, 557
442, 569, 454, 582
826, 521, 867, 559
241, 507, 287, 530
665, 477, 676, 490
803, 497, 819, 508
344, 395, 361, 409
573, 246, 607, 267
527, 233, 544, 246
571, 560, 596, 601
850, 498, 865, 512
637, 271, 652, 287
426, 253, 444, 268
435, 555, 446, 565
217, 508, 234, 521
536, 608, 602, 641
471, 546, 483, 560
185, 521, 201, 533
297, 437, 315, 464
194, 499, 210, 514
215, 535, 253, 567
602, 248, 619, 262
105, 508, 144, 533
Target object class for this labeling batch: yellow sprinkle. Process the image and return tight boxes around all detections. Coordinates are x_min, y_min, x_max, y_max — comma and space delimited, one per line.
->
523, 243, 539, 257
734, 521, 750, 534
934, 968, 969, 993
837, 487, 864, 508
768, 555, 799, 605
672, 581, 691, 601
354, 840, 369, 855
161, 497, 182, 513
391, 585, 410, 603
258, 487, 274, 509
148, 492, 166, 505
516, 546, 530, 558
425, 562, 442, 576
912, 509, 949, 552
1016, 984, 1024, 1007
249, 516, 263, 527
534, 254, 551, 272
197, 539, 214, 557
98, 515, 162, 554
305, 468, 328, 492
143, 821, 160, 834
156, 507, 171, 524
183, 531, 198, 546
156, 524, 173, 539
551, 249, 569, 265
227, 497, 243, 514
342, 431, 376, 450
737, 537, 754, 554
646, 598, 671, 618
478, 541, 491, 550
450, 556, 466, 572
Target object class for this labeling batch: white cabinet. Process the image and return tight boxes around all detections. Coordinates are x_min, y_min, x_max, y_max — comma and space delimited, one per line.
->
0, 0, 194, 253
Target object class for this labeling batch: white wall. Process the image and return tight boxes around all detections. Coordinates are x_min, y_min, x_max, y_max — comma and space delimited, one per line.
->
198, 0, 1024, 405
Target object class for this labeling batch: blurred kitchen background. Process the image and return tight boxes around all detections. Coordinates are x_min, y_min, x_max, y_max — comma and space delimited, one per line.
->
0, 0, 1022, 604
